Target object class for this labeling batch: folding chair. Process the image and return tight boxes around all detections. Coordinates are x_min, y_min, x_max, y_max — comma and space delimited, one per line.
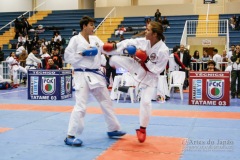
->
117, 72, 136, 103
169, 71, 186, 100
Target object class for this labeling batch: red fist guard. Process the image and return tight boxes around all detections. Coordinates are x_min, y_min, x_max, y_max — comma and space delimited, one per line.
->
103, 42, 117, 52
135, 50, 148, 62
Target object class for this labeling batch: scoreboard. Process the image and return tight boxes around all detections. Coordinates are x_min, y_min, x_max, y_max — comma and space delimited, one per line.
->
28, 69, 72, 100
204, 0, 216, 4
189, 71, 230, 106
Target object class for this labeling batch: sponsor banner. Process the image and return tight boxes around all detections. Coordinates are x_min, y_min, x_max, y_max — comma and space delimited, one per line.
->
28, 69, 72, 100
192, 79, 202, 100
189, 71, 230, 106
28, 70, 72, 75
30, 76, 39, 95
61, 76, 65, 96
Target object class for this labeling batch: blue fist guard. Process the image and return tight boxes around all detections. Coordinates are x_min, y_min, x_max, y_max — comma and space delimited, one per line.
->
82, 47, 98, 56
123, 45, 137, 55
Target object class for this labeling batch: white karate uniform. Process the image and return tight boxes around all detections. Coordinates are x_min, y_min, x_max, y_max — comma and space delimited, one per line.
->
16, 46, 25, 56
106, 38, 169, 127
64, 33, 121, 137
6, 57, 27, 85
100, 54, 107, 75
25, 52, 42, 69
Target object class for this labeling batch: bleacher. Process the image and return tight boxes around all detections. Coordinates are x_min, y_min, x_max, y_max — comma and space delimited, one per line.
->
30, 9, 95, 40
1, 9, 101, 59
0, 11, 25, 36
108, 15, 199, 49
1, 10, 240, 59
219, 14, 240, 46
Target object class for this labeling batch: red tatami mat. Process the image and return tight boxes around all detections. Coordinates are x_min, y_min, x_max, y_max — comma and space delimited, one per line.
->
97, 135, 186, 160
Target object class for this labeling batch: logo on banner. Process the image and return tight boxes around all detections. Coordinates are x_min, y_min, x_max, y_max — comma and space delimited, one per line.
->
192, 79, 202, 99
61, 76, 65, 95
31, 76, 39, 95
41, 76, 56, 95
65, 76, 71, 94
207, 79, 224, 100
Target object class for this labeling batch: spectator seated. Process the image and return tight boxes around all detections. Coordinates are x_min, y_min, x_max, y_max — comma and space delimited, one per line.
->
115, 25, 126, 37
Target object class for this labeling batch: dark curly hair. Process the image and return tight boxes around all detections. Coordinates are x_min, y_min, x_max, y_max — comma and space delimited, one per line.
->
207, 60, 216, 66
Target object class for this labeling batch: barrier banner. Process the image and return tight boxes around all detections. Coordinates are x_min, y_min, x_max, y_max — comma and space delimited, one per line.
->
189, 71, 230, 106
28, 69, 72, 100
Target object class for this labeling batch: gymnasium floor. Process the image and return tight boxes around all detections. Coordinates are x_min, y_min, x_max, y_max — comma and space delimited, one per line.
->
0, 86, 240, 160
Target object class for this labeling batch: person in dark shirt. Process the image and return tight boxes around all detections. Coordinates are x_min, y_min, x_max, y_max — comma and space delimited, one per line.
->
0, 47, 4, 63
177, 45, 191, 89
120, 35, 125, 42
51, 48, 63, 69
162, 17, 170, 31
46, 58, 59, 69
154, 9, 161, 22
32, 32, 39, 47
204, 60, 220, 72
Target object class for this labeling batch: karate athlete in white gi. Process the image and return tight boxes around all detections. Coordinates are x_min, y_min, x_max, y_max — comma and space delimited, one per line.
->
102, 21, 169, 143
6, 52, 27, 88
25, 47, 42, 70
64, 16, 125, 147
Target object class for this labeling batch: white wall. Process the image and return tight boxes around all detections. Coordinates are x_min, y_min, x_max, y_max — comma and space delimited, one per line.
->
138, 0, 191, 5
95, 0, 131, 7
83, 0, 94, 9
0, 0, 32, 12
36, 0, 78, 10
95, 0, 107, 7
95, 4, 195, 18
95, 0, 193, 7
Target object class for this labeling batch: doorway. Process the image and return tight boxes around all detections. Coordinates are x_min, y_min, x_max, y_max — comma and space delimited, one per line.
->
203, 47, 214, 58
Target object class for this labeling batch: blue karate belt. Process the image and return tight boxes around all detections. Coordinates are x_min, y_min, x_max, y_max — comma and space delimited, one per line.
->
74, 68, 109, 84
26, 64, 36, 67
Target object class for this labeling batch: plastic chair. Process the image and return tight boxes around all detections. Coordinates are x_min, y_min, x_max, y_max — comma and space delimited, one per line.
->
168, 71, 186, 100
117, 72, 136, 103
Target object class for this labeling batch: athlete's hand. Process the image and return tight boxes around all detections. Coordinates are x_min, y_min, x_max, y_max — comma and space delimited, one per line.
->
80, 47, 98, 56
103, 43, 117, 52
123, 45, 136, 55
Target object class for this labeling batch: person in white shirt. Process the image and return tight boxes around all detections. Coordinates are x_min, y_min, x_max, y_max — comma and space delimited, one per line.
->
41, 46, 50, 59
0, 75, 4, 82
115, 25, 126, 37
25, 47, 42, 69
212, 49, 222, 70
17, 33, 26, 47
72, 29, 78, 36
227, 45, 235, 61
6, 52, 27, 88
64, 16, 125, 147
40, 46, 51, 69
53, 32, 62, 42
168, 46, 186, 72
16, 43, 26, 56
102, 21, 169, 143
221, 50, 229, 71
